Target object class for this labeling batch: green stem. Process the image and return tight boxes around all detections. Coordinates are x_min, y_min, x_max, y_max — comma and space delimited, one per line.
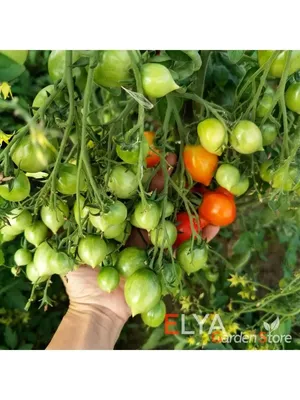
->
195, 50, 212, 116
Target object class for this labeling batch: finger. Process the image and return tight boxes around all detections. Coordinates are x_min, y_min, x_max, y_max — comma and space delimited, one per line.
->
202, 224, 220, 242
149, 153, 177, 192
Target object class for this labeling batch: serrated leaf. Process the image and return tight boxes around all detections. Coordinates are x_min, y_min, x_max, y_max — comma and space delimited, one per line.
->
270, 317, 280, 331
122, 87, 153, 110
4, 326, 18, 349
227, 50, 244, 64
263, 322, 270, 331
0, 54, 26, 82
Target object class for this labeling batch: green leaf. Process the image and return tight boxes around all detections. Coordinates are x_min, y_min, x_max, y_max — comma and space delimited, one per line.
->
227, 50, 244, 64
142, 325, 164, 350
165, 51, 191, 62
0, 249, 4, 265
182, 51, 202, 71
18, 343, 33, 350
0, 346, 8, 350
73, 57, 89, 68
213, 65, 229, 87
0, 54, 26, 82
4, 326, 18, 349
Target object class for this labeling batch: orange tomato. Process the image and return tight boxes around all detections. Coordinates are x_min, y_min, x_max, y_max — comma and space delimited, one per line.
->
144, 131, 160, 168
183, 145, 218, 186
199, 192, 236, 227
214, 186, 235, 200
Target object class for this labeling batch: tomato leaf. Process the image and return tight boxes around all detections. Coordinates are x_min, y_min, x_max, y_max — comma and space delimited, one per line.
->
227, 50, 244, 64
73, 57, 90, 67
4, 326, 18, 349
182, 51, 202, 71
0, 249, 5, 265
0, 54, 25, 82
165, 51, 192, 62
142, 325, 164, 350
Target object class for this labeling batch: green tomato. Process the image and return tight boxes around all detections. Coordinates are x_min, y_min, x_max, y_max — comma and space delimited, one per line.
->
6, 209, 32, 235
24, 221, 48, 247
0, 50, 28, 65
164, 201, 175, 218
230, 177, 249, 196
50, 251, 75, 275
73, 195, 89, 225
204, 268, 219, 283
132, 200, 161, 231
33, 241, 55, 277
197, 118, 228, 155
89, 201, 127, 231
41, 200, 69, 234
272, 167, 299, 191
14, 248, 32, 266
97, 267, 120, 292
78, 235, 108, 267
141, 300, 166, 328
256, 94, 273, 118
48, 50, 81, 82
260, 160, 274, 183
141, 63, 179, 98
103, 220, 127, 240
0, 227, 16, 243
258, 50, 300, 78
26, 262, 49, 284
176, 239, 208, 275
94, 50, 131, 88
56, 163, 87, 195
124, 268, 162, 316
116, 140, 149, 165
32, 84, 54, 113
261, 123, 278, 146
230, 120, 263, 154
114, 221, 132, 243
157, 262, 182, 296
116, 247, 148, 278
150, 221, 177, 249
285, 83, 300, 114
107, 165, 138, 199
103, 241, 118, 267
0, 170, 30, 201
215, 164, 240, 191
11, 135, 57, 173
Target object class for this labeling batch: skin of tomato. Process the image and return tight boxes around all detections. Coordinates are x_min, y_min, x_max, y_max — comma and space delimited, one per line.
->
141, 300, 166, 328
285, 83, 300, 114
141, 63, 179, 98
103, 220, 127, 240
197, 118, 228, 155
150, 221, 177, 249
24, 221, 48, 247
256, 94, 273, 118
94, 50, 132, 88
199, 192, 236, 227
50, 251, 75, 275
174, 211, 206, 248
0, 50, 28, 65
14, 248, 32, 266
97, 267, 120, 293
6, 209, 32, 235
48, 50, 81, 82
261, 123, 278, 146
215, 164, 240, 191
230, 177, 250, 196
183, 145, 218, 186
132, 200, 161, 231
116, 140, 149, 165
41, 200, 69, 234
78, 235, 108, 268
26, 262, 49, 284
57, 164, 87, 195
33, 242, 56, 277
0, 170, 30, 202
144, 131, 160, 167
107, 165, 139, 199
230, 120, 263, 154
116, 247, 148, 278
258, 50, 300, 78
176, 240, 208, 275
214, 186, 235, 200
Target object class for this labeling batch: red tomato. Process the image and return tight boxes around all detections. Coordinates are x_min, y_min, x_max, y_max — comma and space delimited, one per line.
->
144, 131, 160, 168
214, 186, 235, 200
183, 145, 218, 186
174, 211, 208, 248
199, 192, 236, 227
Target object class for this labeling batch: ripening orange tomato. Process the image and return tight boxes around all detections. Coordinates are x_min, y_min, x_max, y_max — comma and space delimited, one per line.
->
183, 145, 218, 186
144, 131, 160, 168
199, 192, 236, 227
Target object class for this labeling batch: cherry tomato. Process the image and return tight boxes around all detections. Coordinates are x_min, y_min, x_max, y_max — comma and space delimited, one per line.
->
141, 300, 166, 328
285, 83, 300, 114
0, 170, 30, 202
107, 165, 139, 199
14, 248, 32, 266
260, 160, 275, 183
24, 221, 48, 248
41, 200, 69, 234
131, 200, 161, 231
73, 195, 89, 225
230, 120, 263, 154
94, 50, 131, 88
230, 177, 249, 196
258, 51, 300, 78
0, 227, 16, 243
103, 221, 127, 240
157, 262, 182, 296
141, 63, 179, 98
78, 235, 108, 268
114, 221, 132, 244
150, 221, 177, 249
33, 241, 56, 277
183, 145, 218, 186
261, 123, 278, 146
56, 163, 87, 195
215, 164, 240, 191
272, 167, 299, 191
89, 201, 127, 231
6, 209, 32, 235
144, 131, 160, 168
11, 134, 57, 173
256, 94, 273, 118
32, 85, 54, 113
26, 262, 49, 284
116, 140, 149, 165
116, 247, 147, 277
204, 269, 219, 283
199, 192, 236, 226
214, 187, 235, 200
174, 211, 207, 248
197, 118, 228, 155
124, 268, 162, 316
97, 267, 120, 293
50, 251, 75, 275
176, 239, 208, 275
0, 50, 28, 65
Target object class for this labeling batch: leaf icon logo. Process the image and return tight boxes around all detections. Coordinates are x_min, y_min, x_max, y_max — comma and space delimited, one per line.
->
263, 322, 270, 331
270, 317, 280, 331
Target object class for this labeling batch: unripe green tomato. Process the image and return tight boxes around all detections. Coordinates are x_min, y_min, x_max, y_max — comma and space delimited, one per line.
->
116, 247, 148, 277
114, 222, 132, 243
94, 50, 131, 88
256, 94, 273, 118
157, 262, 182, 296
230, 120, 263, 154
6, 209, 32, 235
116, 141, 149, 165
103, 220, 127, 240
32, 85, 54, 114
258, 50, 300, 78
141, 63, 179, 98
48, 50, 81, 82
204, 269, 219, 283
132, 200, 161, 231
141, 300, 166, 328
0, 226, 16, 243
14, 248, 32, 266
107, 165, 138, 199
215, 164, 240, 191
0, 170, 30, 201
26, 262, 49, 284
197, 118, 228, 155
73, 195, 89, 225
50, 251, 75, 275
124, 268, 162, 316
41, 200, 69, 234
285, 82, 300, 114
78, 235, 108, 267
150, 221, 177, 249
261, 123, 278, 146
24, 221, 48, 247
103, 241, 118, 267
272, 167, 298, 191
164, 201, 175, 218
0, 50, 28, 65
56, 163, 87, 195
97, 267, 120, 292
176, 239, 208, 275
100, 201, 128, 226
260, 160, 274, 183
230, 176, 249, 196
33, 241, 56, 277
